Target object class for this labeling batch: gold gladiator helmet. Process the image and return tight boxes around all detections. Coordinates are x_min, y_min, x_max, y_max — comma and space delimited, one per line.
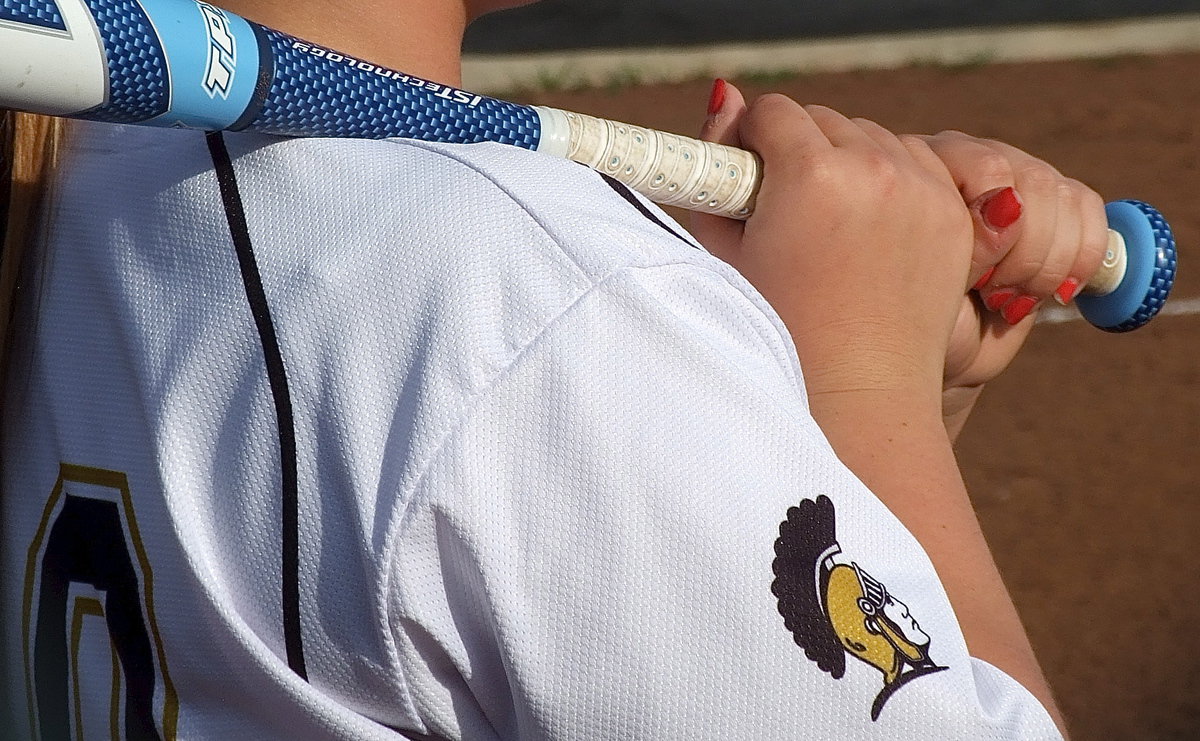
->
824, 562, 931, 684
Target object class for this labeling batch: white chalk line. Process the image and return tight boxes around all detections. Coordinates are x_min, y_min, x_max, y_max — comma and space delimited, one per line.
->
463, 13, 1200, 93
1037, 295, 1200, 325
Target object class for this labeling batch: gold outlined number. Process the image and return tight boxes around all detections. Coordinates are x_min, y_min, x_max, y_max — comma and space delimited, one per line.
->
22, 465, 178, 740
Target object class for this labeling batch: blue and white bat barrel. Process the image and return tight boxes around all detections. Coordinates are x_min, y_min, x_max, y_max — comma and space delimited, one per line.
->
0, 0, 259, 128
0, 0, 542, 138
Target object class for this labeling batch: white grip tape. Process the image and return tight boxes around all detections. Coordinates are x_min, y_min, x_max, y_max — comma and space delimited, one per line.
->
535, 106, 760, 219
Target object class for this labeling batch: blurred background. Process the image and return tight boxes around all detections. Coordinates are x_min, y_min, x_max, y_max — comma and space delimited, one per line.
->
466, 4, 1200, 739
465, 0, 1198, 51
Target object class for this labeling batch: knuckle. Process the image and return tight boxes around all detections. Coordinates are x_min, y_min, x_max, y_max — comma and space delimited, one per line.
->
744, 93, 797, 124
1080, 187, 1106, 217
741, 94, 804, 153
864, 149, 897, 177
1015, 164, 1059, 194
1055, 179, 1083, 207
971, 150, 1013, 181
743, 93, 786, 126
899, 136, 946, 169
801, 155, 840, 189
924, 129, 976, 152
859, 155, 908, 200
756, 92, 795, 110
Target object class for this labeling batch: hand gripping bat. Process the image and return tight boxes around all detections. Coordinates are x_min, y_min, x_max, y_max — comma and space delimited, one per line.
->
0, 0, 1176, 330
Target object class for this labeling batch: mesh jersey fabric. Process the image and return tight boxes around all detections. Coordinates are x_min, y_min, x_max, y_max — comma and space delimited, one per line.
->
1, 121, 1061, 740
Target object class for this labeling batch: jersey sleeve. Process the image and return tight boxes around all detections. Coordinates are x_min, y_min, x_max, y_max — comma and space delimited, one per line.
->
381, 240, 1061, 739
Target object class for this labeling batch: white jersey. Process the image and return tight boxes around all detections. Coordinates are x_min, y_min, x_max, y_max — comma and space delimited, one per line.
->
2, 121, 1060, 740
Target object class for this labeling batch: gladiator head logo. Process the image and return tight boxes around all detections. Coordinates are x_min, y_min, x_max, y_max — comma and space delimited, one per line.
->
771, 496, 946, 720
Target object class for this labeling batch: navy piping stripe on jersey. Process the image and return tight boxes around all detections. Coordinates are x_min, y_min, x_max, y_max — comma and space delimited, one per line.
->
206, 132, 308, 682
203, 136, 449, 741
597, 173, 697, 249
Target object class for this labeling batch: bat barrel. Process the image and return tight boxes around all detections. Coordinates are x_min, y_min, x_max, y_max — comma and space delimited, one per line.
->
1078, 200, 1176, 332
0, 0, 264, 129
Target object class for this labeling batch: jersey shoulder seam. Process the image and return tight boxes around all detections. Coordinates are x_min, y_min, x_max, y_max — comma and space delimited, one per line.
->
380, 139, 702, 280
375, 258, 803, 693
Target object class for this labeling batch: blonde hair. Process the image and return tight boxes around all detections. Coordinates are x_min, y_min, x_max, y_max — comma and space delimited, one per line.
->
1, 111, 63, 387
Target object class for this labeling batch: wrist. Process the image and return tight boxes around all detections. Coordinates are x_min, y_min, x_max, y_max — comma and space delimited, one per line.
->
808, 387, 953, 477
794, 329, 947, 407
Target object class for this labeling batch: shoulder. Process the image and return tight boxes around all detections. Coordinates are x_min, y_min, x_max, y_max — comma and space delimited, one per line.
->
231, 133, 707, 279
70, 124, 737, 304
209, 131, 802, 385
60, 123, 799, 400
56, 123, 803, 405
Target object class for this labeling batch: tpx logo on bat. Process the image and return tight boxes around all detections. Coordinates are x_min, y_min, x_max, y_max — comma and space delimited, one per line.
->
0, 0, 264, 128
0, 0, 235, 101
198, 1, 236, 99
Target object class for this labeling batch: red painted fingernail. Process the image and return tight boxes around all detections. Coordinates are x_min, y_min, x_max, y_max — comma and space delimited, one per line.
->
984, 289, 1016, 312
1054, 277, 1082, 305
980, 187, 1023, 230
707, 78, 728, 116
1002, 294, 1039, 325
972, 267, 996, 292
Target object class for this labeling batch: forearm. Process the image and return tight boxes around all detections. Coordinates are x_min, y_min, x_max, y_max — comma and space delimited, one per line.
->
809, 389, 1068, 737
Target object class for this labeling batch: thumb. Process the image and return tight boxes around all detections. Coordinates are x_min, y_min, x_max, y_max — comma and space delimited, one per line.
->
915, 134, 1025, 291
699, 78, 747, 148
967, 186, 1024, 291
691, 79, 750, 252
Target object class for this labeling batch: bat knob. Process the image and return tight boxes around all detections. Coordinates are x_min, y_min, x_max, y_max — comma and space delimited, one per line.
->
1076, 200, 1177, 332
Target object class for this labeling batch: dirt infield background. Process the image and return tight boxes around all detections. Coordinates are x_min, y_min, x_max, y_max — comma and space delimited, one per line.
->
515, 52, 1200, 739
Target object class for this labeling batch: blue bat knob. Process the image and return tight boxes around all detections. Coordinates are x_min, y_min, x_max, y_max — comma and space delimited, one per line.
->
1076, 200, 1176, 332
